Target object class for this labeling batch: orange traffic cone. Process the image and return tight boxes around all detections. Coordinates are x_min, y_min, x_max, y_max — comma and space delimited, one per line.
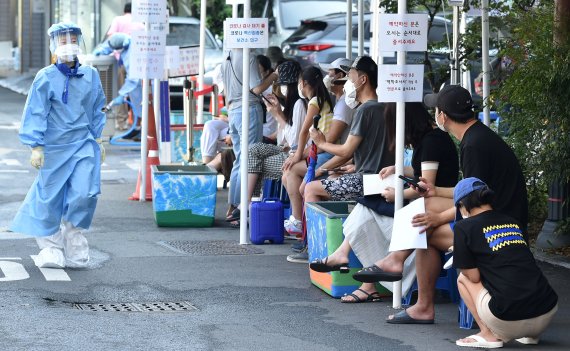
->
129, 136, 159, 201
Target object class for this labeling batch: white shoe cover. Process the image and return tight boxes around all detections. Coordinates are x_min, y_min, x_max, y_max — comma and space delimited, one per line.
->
62, 222, 90, 268
36, 230, 64, 250
34, 247, 66, 268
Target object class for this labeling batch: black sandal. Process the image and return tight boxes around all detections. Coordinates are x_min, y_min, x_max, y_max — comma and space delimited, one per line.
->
341, 289, 383, 303
226, 208, 241, 222
352, 265, 403, 283
309, 257, 349, 273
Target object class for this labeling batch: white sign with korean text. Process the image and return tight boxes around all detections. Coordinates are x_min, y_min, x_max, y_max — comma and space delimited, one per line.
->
130, 30, 166, 79
224, 18, 269, 49
132, 0, 168, 24
378, 65, 424, 102
165, 46, 181, 70
378, 14, 428, 52
168, 46, 200, 77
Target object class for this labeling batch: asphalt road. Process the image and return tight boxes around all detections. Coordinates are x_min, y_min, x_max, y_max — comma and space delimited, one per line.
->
0, 87, 568, 351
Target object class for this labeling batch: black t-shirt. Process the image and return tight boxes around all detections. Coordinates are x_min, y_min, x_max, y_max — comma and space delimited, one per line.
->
453, 211, 558, 321
412, 128, 459, 187
460, 121, 529, 238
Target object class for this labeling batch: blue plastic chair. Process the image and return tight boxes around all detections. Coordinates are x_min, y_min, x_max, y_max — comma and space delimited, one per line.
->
262, 179, 290, 204
459, 298, 475, 329
402, 254, 459, 305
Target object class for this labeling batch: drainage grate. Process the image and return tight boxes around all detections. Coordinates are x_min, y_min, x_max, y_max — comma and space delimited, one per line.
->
159, 240, 264, 256
74, 301, 197, 312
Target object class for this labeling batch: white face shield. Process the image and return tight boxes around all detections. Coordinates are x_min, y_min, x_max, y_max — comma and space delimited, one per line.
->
49, 27, 85, 63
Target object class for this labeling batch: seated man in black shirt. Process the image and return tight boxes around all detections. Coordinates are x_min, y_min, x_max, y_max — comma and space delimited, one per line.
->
354, 85, 529, 325
453, 177, 557, 348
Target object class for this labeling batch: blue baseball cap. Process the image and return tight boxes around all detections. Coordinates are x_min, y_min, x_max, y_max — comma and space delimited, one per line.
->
454, 177, 487, 207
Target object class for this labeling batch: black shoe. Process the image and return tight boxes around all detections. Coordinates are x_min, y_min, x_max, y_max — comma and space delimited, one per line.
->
309, 257, 349, 273
353, 265, 402, 282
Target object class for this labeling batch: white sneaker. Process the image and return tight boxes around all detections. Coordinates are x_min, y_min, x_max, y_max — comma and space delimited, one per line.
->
284, 217, 302, 235
34, 247, 66, 269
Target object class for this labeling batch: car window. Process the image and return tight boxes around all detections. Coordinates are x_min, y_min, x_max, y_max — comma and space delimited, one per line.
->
167, 23, 215, 48
351, 20, 371, 40
428, 21, 449, 44
287, 20, 328, 41
280, 1, 348, 29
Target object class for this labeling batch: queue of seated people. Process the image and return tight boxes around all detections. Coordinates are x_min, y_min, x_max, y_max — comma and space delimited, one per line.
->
201, 52, 558, 348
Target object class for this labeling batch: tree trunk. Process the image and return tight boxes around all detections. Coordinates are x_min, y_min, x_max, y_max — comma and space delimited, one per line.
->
555, 0, 570, 45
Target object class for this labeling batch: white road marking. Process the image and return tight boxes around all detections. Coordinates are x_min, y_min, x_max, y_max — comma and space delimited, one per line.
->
0, 257, 22, 260
0, 170, 29, 173
101, 169, 118, 173
30, 256, 71, 281
0, 231, 28, 240
0, 260, 30, 281
0, 159, 21, 166
125, 161, 140, 171
0, 122, 20, 130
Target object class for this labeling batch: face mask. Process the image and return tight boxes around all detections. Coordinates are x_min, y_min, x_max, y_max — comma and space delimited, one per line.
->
280, 85, 288, 97
436, 111, 447, 132
55, 44, 81, 62
323, 75, 332, 91
343, 80, 360, 109
297, 83, 305, 99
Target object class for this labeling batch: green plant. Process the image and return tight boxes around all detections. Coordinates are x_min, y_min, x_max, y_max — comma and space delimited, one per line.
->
494, 1, 570, 233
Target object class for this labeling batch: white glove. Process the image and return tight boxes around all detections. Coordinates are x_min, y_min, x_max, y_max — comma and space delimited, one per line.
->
96, 138, 105, 162
30, 146, 44, 169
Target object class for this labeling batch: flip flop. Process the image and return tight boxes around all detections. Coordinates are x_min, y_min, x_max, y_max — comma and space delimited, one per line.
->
341, 289, 382, 303
226, 208, 241, 222
456, 335, 504, 348
386, 309, 434, 324
353, 264, 403, 283
309, 257, 349, 273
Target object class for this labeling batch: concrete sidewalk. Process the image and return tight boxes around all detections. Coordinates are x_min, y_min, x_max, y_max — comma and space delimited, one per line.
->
0, 85, 568, 350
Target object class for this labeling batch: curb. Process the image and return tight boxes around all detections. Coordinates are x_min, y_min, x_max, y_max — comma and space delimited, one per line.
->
532, 248, 570, 270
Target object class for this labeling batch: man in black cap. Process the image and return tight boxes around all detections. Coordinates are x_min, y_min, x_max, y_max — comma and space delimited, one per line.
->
351, 84, 529, 325
306, 56, 394, 204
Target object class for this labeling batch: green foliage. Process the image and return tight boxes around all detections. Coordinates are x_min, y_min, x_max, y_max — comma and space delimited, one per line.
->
494, 1, 570, 227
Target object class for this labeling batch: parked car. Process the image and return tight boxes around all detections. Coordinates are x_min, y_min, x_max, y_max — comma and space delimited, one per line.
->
262, 0, 358, 47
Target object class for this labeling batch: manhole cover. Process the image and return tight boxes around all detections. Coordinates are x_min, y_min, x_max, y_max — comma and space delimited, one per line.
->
159, 240, 264, 256
74, 301, 197, 312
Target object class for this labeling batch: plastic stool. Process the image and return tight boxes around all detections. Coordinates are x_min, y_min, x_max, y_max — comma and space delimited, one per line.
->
262, 179, 290, 204
402, 260, 459, 305
458, 298, 475, 329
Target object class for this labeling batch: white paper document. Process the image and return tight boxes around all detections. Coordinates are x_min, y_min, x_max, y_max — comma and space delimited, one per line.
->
363, 174, 395, 196
389, 198, 427, 251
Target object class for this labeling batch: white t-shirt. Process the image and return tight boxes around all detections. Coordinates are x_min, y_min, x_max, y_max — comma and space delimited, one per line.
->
278, 99, 306, 149
333, 94, 355, 144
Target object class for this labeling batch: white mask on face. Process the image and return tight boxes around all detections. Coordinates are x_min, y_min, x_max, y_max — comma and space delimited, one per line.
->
436, 111, 447, 132
323, 75, 333, 91
55, 44, 81, 62
343, 79, 360, 109
297, 82, 305, 99
280, 85, 288, 97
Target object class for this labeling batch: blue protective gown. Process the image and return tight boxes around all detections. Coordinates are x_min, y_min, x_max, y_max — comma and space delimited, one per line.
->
11, 64, 106, 237
97, 43, 143, 118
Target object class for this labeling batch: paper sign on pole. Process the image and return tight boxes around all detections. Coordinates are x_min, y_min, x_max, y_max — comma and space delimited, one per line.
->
130, 30, 166, 79
165, 46, 180, 70
378, 64, 424, 102
168, 46, 200, 77
224, 18, 269, 49
132, 0, 168, 24
378, 14, 428, 52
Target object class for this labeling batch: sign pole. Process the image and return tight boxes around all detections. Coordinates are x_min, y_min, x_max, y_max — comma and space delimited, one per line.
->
240, 0, 251, 245
391, 0, 408, 310
346, 0, 352, 59
197, 0, 207, 124
140, 21, 151, 202
481, 0, 491, 126
358, 0, 364, 56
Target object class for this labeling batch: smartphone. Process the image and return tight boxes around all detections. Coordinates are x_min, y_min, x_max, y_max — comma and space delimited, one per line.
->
398, 175, 427, 192
322, 167, 343, 173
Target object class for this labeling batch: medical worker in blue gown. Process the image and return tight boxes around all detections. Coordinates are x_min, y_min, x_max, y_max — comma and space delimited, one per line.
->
10, 22, 106, 269
94, 33, 143, 120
